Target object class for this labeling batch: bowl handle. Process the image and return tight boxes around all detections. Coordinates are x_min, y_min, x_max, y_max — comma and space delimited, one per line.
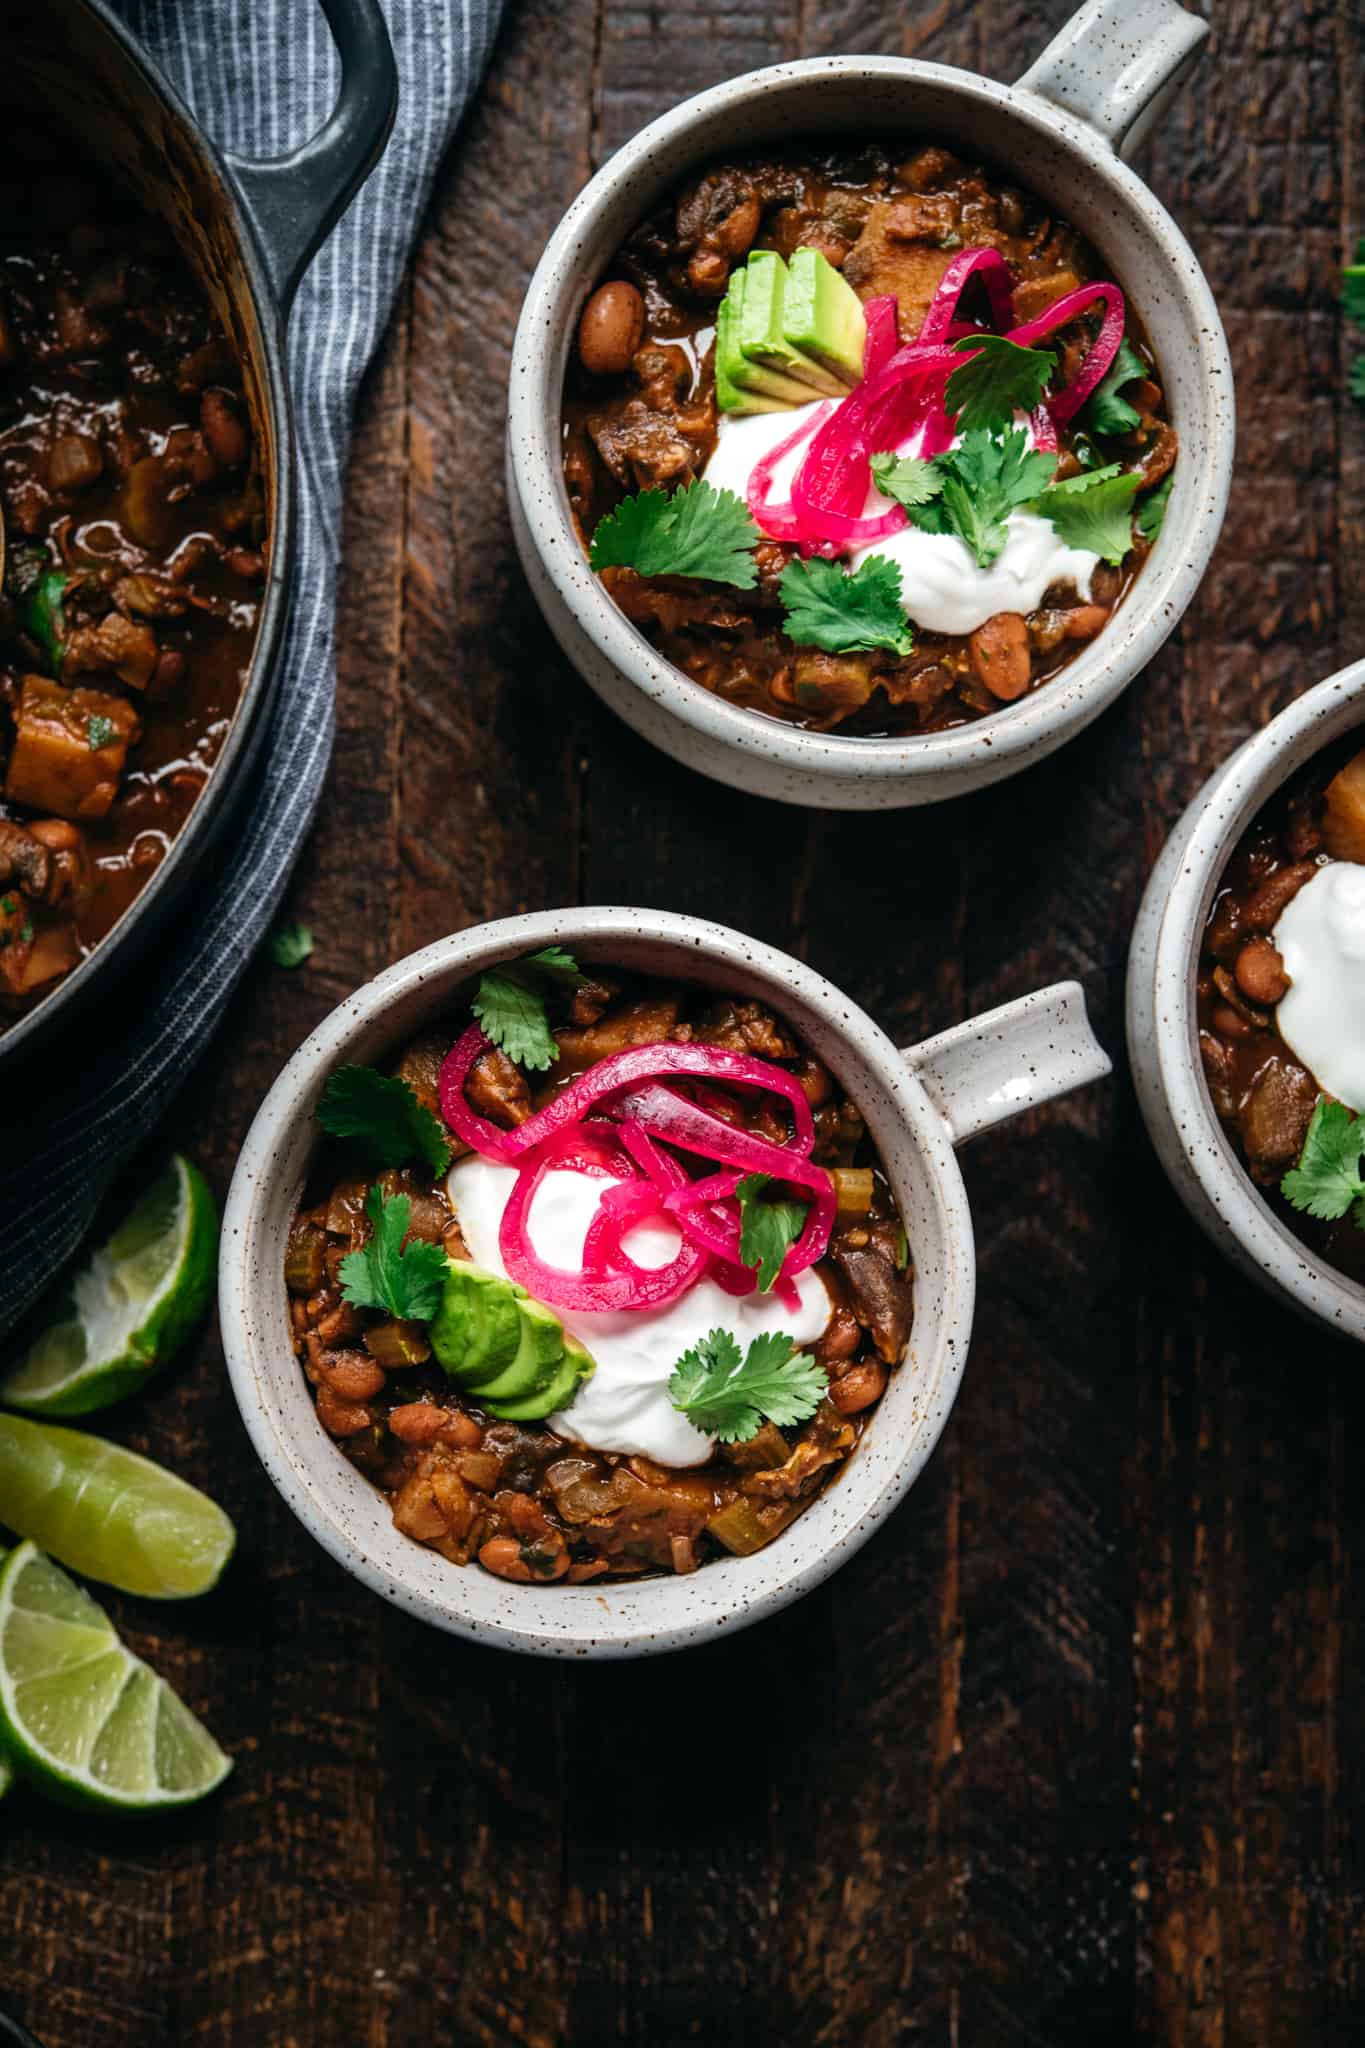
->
900, 981, 1111, 1147
223, 0, 398, 318
1015, 0, 1208, 160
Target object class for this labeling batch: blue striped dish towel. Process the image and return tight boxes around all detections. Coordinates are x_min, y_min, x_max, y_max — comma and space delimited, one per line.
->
0, 0, 501, 1335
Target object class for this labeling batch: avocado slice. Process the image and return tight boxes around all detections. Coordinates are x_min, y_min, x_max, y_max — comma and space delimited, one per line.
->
715, 269, 812, 414
429, 1261, 525, 1385
738, 250, 845, 396
783, 248, 867, 388
483, 1337, 595, 1423
471, 1294, 567, 1402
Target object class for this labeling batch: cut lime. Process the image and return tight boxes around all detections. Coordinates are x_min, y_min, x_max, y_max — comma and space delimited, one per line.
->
0, 1155, 217, 1416
0, 1414, 234, 1599
0, 1542, 231, 1812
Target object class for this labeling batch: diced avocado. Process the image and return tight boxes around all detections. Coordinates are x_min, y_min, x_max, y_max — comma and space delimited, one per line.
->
783, 248, 867, 388
483, 1338, 595, 1423
715, 267, 812, 414
472, 1295, 566, 1402
738, 250, 845, 396
429, 1262, 524, 1385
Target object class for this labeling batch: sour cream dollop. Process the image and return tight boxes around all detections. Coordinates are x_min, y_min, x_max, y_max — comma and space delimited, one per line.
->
1274, 861, 1365, 1112
447, 1155, 831, 1467
701, 405, 1099, 639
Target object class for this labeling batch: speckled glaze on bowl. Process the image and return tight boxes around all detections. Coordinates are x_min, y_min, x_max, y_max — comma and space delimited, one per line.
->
221, 909, 1111, 1657
1127, 661, 1365, 1342
506, 0, 1233, 810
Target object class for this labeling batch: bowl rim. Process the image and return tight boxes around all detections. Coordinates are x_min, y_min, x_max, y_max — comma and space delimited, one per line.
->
506, 51, 1236, 788
1144, 661, 1365, 1340
220, 906, 976, 1657
0, 0, 294, 1066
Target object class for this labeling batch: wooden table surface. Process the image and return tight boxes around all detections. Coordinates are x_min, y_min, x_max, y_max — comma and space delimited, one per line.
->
6, 1, 1365, 2042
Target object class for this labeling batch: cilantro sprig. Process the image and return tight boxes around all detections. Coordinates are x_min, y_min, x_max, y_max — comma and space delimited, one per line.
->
1136, 472, 1173, 542
872, 427, 1058, 569
472, 946, 584, 1072
589, 479, 760, 587
1080, 336, 1148, 437
735, 1173, 809, 1293
944, 334, 1057, 436
1344, 239, 1365, 406
270, 920, 314, 969
319, 1066, 453, 1174
1281, 1098, 1365, 1226
1033, 465, 1141, 565
339, 1186, 448, 1320
778, 554, 914, 657
667, 1328, 829, 1443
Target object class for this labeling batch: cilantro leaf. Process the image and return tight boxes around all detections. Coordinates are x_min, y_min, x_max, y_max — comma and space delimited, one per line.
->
1344, 250, 1365, 327
1080, 336, 1148, 436
339, 1186, 448, 1321
735, 1172, 809, 1293
589, 479, 759, 587
1136, 472, 1173, 541
318, 1065, 452, 1174
869, 451, 943, 511
269, 920, 313, 969
527, 945, 583, 987
86, 713, 116, 751
945, 334, 1057, 435
779, 554, 914, 656
1281, 1098, 1365, 1221
911, 427, 1057, 568
471, 948, 583, 1071
1035, 466, 1141, 565
667, 1327, 829, 1443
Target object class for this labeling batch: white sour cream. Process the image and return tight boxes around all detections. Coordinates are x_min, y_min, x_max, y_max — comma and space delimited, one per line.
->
850, 512, 1098, 639
702, 403, 1098, 639
447, 1155, 831, 1467
1274, 861, 1365, 1112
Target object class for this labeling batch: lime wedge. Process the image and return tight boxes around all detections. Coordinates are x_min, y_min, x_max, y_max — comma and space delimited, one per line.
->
0, 1155, 217, 1416
0, 1542, 231, 1812
0, 1414, 234, 1599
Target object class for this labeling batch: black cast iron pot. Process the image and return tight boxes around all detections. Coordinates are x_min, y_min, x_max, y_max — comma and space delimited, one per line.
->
0, 0, 397, 1068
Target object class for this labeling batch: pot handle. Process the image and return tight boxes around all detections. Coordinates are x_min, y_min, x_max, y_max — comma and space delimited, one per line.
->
223, 0, 398, 318
1015, 0, 1207, 160
901, 981, 1111, 1147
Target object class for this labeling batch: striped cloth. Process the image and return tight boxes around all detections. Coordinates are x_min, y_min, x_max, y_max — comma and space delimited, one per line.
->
0, 0, 500, 1336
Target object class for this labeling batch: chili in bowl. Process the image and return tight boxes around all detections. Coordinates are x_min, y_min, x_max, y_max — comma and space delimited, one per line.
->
1128, 664, 1365, 1341
221, 908, 1111, 1656
508, 2, 1233, 809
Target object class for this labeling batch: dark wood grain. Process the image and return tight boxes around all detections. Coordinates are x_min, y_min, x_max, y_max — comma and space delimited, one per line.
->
4, 1, 1365, 2042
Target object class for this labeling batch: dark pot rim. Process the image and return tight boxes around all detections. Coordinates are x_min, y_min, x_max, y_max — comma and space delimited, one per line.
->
0, 0, 396, 1068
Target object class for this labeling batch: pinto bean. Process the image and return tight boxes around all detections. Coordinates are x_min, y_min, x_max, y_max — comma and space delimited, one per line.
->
315, 1383, 374, 1437
478, 1536, 536, 1582
969, 612, 1031, 701
387, 1403, 449, 1446
577, 282, 646, 377
1242, 861, 1317, 932
1062, 605, 1111, 641
315, 1350, 386, 1402
829, 1361, 889, 1415
1234, 935, 1289, 1007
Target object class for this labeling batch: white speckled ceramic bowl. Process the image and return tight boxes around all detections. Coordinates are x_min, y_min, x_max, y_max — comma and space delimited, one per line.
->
507, 0, 1233, 810
1127, 662, 1365, 1342
221, 908, 1111, 1656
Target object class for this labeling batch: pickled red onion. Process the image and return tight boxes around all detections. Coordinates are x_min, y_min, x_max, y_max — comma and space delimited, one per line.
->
916, 247, 1016, 345
1006, 281, 1124, 423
